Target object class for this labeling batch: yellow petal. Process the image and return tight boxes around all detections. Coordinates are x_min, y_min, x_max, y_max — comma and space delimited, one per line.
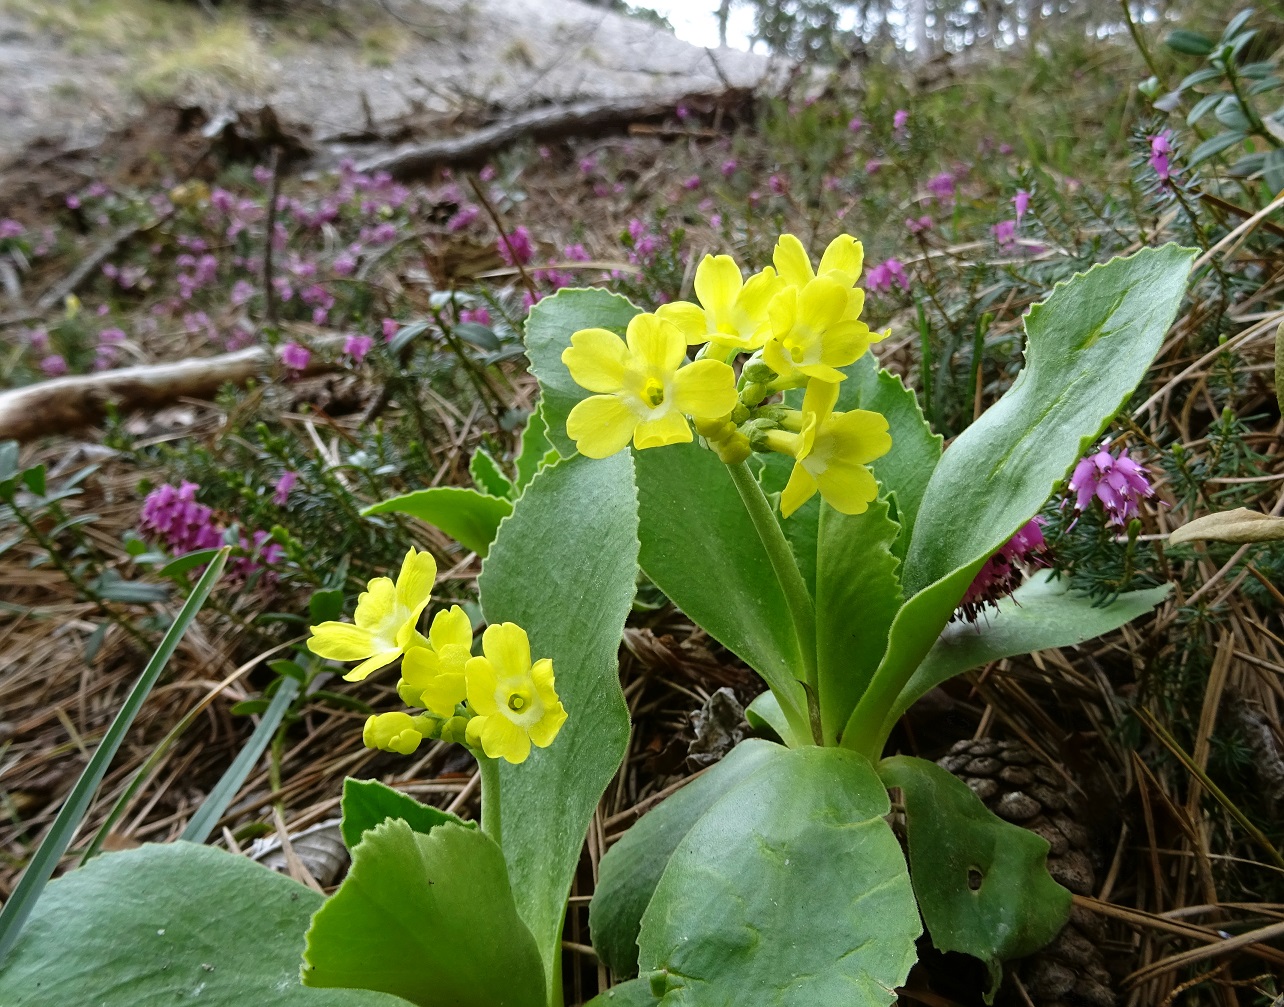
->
395, 547, 437, 613
562, 328, 629, 393
671, 360, 738, 420
633, 409, 692, 451
761, 338, 796, 379
345, 649, 403, 681
419, 670, 467, 718
656, 301, 712, 345
480, 714, 531, 764
773, 233, 814, 288
767, 285, 797, 340
400, 645, 441, 688
307, 622, 375, 661
801, 379, 840, 423
818, 235, 863, 285
824, 409, 893, 465
465, 655, 501, 715
429, 604, 473, 652
843, 287, 866, 323
566, 394, 639, 459
814, 461, 880, 515
796, 277, 849, 333
529, 702, 567, 749
693, 254, 743, 316
481, 622, 532, 679
625, 313, 686, 373
352, 578, 395, 632
780, 462, 818, 518
817, 320, 872, 370
795, 361, 849, 384
736, 268, 783, 326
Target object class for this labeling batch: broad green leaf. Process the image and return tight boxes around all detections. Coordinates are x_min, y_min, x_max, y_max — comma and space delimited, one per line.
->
637, 747, 920, 1006
478, 451, 638, 997
1189, 130, 1246, 167
339, 778, 471, 849
1169, 506, 1284, 544
303, 820, 544, 1007
523, 287, 642, 456
745, 689, 806, 745
362, 487, 512, 557
0, 842, 404, 1006
470, 446, 515, 498
635, 442, 807, 732
585, 979, 661, 1006
0, 550, 228, 964
883, 572, 1171, 737
309, 588, 345, 624
514, 400, 555, 491
816, 499, 903, 746
590, 740, 786, 976
878, 756, 1071, 997
905, 245, 1193, 598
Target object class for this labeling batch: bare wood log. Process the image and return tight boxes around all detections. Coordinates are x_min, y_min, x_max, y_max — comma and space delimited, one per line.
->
0, 340, 343, 442
355, 88, 755, 179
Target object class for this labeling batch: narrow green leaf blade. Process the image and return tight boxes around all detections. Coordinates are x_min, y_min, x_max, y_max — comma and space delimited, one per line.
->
362, 487, 512, 557
590, 739, 786, 976
878, 756, 1071, 996
0, 548, 229, 965
523, 287, 642, 456
477, 452, 639, 995
637, 747, 920, 1006
0, 842, 404, 1006
302, 820, 544, 1006
338, 778, 471, 849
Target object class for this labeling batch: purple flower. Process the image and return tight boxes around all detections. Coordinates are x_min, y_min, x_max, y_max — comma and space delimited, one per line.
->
479, 165, 497, 183
368, 222, 397, 244
893, 109, 909, 132
926, 172, 954, 203
538, 145, 552, 159
26, 328, 49, 351
906, 215, 933, 235
768, 174, 786, 195
958, 519, 1050, 621
1068, 448, 1155, 526
992, 219, 1017, 248
273, 471, 298, 506
448, 205, 480, 232
497, 226, 534, 267
847, 116, 865, 132
459, 306, 491, 326
230, 279, 255, 306
99, 327, 127, 345
253, 165, 274, 185
344, 333, 374, 363
675, 104, 690, 121
1148, 132, 1174, 181
65, 194, 81, 209
721, 159, 738, 177
864, 159, 882, 175
682, 175, 701, 191
579, 157, 598, 176
139, 482, 224, 554
382, 318, 399, 341
866, 259, 909, 294
281, 342, 311, 372
332, 252, 356, 276
999, 143, 1013, 155
0, 219, 25, 240
40, 354, 68, 376
563, 243, 590, 262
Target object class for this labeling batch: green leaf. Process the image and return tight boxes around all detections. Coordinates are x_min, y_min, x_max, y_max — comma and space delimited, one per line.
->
387, 320, 430, 354
159, 547, 222, 579
514, 401, 555, 491
0, 842, 404, 1006
754, 451, 820, 596
883, 572, 1171, 736
590, 739, 786, 976
0, 550, 229, 965
585, 979, 661, 1006
470, 446, 515, 498
21, 464, 45, 497
0, 441, 17, 483
1178, 66, 1225, 91
879, 756, 1071, 998
1264, 148, 1284, 195
339, 778, 471, 849
308, 587, 346, 625
303, 820, 544, 1007
904, 245, 1193, 599
1187, 92, 1224, 126
477, 451, 638, 997
454, 321, 501, 351
362, 487, 512, 557
636, 441, 807, 724
1221, 8, 1254, 43
815, 499, 903, 746
637, 747, 920, 1006
1166, 29, 1215, 55
91, 570, 172, 603
1215, 95, 1252, 132
745, 689, 801, 744
1189, 130, 1247, 166
523, 287, 642, 456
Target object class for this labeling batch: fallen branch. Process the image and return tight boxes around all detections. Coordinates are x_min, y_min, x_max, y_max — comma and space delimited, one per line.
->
355, 88, 755, 179
0, 340, 343, 442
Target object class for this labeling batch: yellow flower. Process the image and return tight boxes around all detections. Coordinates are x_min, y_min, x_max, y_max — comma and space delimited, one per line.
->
363, 711, 433, 755
399, 605, 474, 717
562, 312, 738, 459
654, 255, 783, 353
464, 623, 567, 765
762, 276, 877, 383
307, 547, 437, 681
774, 232, 864, 289
765, 380, 892, 518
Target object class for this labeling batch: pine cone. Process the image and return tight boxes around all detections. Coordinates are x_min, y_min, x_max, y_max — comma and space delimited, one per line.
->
937, 739, 1115, 1007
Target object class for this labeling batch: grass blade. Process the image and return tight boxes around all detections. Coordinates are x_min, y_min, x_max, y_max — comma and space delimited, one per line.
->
180, 675, 299, 844
0, 548, 229, 966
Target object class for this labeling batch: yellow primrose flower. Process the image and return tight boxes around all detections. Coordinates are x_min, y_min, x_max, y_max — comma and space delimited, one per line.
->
774, 232, 868, 327
562, 312, 738, 459
762, 276, 876, 383
464, 623, 567, 765
363, 711, 434, 755
654, 254, 783, 352
399, 605, 474, 717
765, 380, 892, 518
307, 547, 436, 681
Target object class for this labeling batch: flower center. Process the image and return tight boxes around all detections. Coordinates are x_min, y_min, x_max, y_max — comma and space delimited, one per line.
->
507, 690, 531, 712
642, 378, 666, 407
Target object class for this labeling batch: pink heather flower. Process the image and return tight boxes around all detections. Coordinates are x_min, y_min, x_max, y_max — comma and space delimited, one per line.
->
721, 159, 738, 177
344, 333, 374, 363
382, 318, 399, 341
253, 165, 273, 185
682, 175, 701, 191
99, 327, 126, 344
139, 482, 224, 554
497, 226, 534, 267
230, 279, 255, 306
273, 471, 298, 506
768, 174, 786, 195
1014, 189, 1031, 221
579, 157, 598, 176
676, 104, 690, 120
479, 165, 497, 182
65, 194, 81, 209
281, 342, 311, 372
40, 354, 68, 376
926, 172, 954, 203
992, 220, 1018, 248
958, 519, 1050, 622
459, 306, 491, 326
368, 222, 397, 244
1068, 448, 1155, 526
448, 205, 480, 232
1148, 132, 1174, 181
864, 159, 882, 175
748, 190, 761, 207
866, 259, 909, 294
332, 252, 356, 276
26, 328, 49, 351
999, 143, 1014, 156
906, 215, 933, 235
94, 345, 118, 371
563, 243, 590, 262
847, 116, 865, 132
893, 109, 909, 132
538, 145, 552, 159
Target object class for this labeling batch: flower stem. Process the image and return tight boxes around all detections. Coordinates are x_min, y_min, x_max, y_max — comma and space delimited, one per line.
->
478, 755, 502, 848
726, 460, 822, 746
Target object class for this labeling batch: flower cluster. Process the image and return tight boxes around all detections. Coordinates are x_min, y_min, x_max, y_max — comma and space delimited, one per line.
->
307, 548, 566, 764
957, 518, 1050, 622
1068, 447, 1155, 526
138, 481, 282, 581
562, 233, 893, 518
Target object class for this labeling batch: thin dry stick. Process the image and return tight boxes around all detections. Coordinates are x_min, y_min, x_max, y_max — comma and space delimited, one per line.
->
1125, 919, 1284, 987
